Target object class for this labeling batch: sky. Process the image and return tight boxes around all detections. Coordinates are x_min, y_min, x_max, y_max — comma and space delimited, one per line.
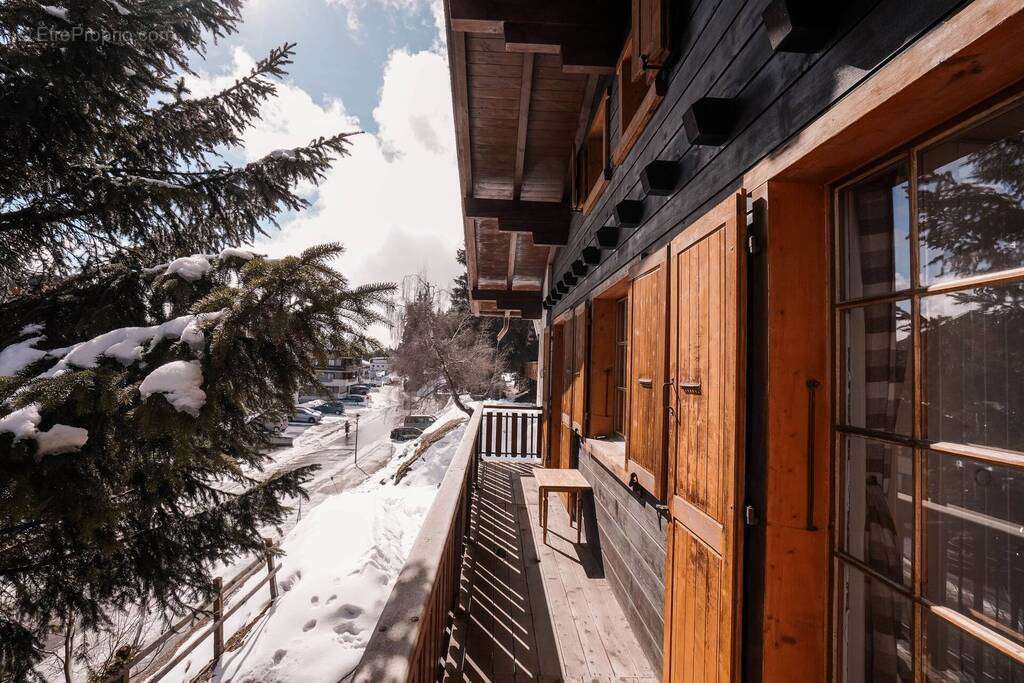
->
186, 0, 463, 342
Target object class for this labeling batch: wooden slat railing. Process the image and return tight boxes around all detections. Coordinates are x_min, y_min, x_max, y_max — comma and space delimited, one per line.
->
105, 539, 280, 682
478, 404, 542, 460
351, 406, 482, 682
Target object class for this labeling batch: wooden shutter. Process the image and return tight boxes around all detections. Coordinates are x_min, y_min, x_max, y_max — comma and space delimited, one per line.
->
626, 247, 670, 499
559, 314, 574, 469
663, 191, 746, 683
571, 303, 588, 432
632, 0, 671, 82
588, 298, 618, 437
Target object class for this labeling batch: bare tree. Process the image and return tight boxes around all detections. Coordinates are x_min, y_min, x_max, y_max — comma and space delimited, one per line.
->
392, 278, 505, 415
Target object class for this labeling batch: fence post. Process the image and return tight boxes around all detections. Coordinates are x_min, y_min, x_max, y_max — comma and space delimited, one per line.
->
264, 538, 279, 600
212, 577, 224, 661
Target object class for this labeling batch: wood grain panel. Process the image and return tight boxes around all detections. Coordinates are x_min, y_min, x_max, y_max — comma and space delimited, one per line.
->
626, 248, 669, 499
664, 192, 745, 683
572, 303, 588, 431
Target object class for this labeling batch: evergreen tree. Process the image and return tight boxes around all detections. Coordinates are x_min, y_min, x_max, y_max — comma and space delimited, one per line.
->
0, 0, 351, 295
0, 245, 393, 678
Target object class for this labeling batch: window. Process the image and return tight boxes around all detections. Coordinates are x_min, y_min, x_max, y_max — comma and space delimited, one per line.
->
573, 91, 610, 215
834, 97, 1024, 682
613, 297, 628, 437
612, 31, 664, 165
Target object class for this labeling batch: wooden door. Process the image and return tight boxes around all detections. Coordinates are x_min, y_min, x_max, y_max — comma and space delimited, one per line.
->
571, 303, 588, 433
626, 248, 670, 498
663, 192, 746, 683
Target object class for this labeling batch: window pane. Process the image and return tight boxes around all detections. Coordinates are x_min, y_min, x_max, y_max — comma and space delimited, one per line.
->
922, 283, 1024, 452
925, 611, 1024, 682
839, 562, 914, 683
925, 450, 1024, 645
918, 102, 1024, 286
841, 435, 915, 587
840, 161, 912, 300
841, 300, 914, 436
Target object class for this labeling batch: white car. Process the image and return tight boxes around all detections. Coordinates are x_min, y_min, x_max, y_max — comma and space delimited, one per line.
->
290, 407, 322, 424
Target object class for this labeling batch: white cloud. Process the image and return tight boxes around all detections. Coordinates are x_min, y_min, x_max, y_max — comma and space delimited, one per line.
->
186, 41, 463, 345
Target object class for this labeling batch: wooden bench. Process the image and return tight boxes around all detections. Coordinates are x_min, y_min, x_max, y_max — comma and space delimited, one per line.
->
534, 468, 592, 545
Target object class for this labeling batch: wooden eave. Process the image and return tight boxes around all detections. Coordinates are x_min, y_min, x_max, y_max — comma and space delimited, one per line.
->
444, 0, 627, 320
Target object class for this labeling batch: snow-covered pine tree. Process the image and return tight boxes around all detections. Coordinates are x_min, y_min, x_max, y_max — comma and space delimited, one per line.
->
0, 0, 350, 295
0, 245, 393, 678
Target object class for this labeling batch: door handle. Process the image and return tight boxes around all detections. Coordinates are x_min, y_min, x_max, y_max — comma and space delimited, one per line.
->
638, 377, 653, 388
680, 380, 701, 395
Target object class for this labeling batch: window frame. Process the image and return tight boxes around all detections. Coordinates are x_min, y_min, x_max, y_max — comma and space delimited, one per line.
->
573, 90, 611, 215
612, 30, 664, 166
831, 92, 1024, 680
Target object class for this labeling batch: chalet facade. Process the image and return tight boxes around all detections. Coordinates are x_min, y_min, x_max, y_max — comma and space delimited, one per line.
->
444, 0, 1024, 680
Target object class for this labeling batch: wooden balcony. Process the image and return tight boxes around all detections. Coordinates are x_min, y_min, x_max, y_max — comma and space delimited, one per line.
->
354, 407, 655, 682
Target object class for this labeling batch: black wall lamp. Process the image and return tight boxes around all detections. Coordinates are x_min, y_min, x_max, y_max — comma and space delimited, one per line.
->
596, 223, 620, 248
762, 0, 837, 53
563, 272, 578, 287
641, 160, 680, 196
682, 97, 738, 146
582, 246, 602, 265
615, 199, 644, 228
571, 259, 589, 277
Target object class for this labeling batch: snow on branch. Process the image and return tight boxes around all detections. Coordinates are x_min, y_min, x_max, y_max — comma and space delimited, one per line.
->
0, 403, 89, 457
142, 248, 259, 281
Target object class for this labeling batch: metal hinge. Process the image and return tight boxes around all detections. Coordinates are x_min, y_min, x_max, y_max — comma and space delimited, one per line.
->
747, 234, 760, 255
744, 504, 759, 527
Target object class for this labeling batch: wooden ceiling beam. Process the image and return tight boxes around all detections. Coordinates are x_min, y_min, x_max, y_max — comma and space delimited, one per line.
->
503, 22, 623, 74
472, 288, 542, 303
450, 31, 473, 198
513, 53, 534, 200
506, 231, 518, 290
449, 0, 620, 33
465, 197, 571, 222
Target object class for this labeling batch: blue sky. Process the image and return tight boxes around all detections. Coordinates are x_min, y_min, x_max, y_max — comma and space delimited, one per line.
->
198, 0, 440, 132
186, 0, 464, 344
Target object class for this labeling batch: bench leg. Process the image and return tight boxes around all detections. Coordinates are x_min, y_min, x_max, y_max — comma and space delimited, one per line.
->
576, 494, 582, 544
541, 489, 547, 545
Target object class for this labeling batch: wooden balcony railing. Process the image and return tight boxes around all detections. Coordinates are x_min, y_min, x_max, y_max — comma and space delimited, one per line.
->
352, 403, 541, 681
478, 404, 542, 460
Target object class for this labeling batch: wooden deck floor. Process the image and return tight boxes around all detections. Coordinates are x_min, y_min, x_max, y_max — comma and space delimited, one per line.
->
444, 461, 656, 682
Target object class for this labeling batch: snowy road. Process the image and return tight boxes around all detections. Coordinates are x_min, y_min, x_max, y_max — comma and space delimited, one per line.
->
260, 385, 409, 537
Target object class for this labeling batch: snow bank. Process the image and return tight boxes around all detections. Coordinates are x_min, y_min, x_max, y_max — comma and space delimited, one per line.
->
164, 406, 471, 682
0, 403, 41, 441
139, 360, 206, 416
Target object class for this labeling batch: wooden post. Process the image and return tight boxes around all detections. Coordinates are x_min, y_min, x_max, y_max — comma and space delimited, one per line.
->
212, 577, 224, 661
510, 412, 519, 457
264, 538, 279, 600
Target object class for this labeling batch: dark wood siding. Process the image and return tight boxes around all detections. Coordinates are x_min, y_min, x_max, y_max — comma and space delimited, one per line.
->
578, 446, 668, 674
549, 0, 968, 316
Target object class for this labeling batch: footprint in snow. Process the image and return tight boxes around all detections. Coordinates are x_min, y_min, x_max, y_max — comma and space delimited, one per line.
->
326, 594, 337, 604
303, 619, 317, 632
272, 649, 287, 664
310, 595, 319, 605
337, 604, 363, 619
279, 569, 302, 592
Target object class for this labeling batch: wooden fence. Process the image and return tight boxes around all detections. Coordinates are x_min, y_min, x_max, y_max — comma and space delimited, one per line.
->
351, 406, 482, 682
106, 539, 281, 682
477, 404, 542, 460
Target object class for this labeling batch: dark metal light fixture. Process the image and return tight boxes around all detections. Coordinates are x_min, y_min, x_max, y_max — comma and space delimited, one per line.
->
582, 246, 602, 265
615, 199, 644, 228
571, 259, 589, 277
556, 280, 569, 294
762, 0, 836, 53
549, 288, 561, 302
563, 272, 578, 287
596, 224, 620, 248
682, 97, 738, 146
641, 160, 679, 196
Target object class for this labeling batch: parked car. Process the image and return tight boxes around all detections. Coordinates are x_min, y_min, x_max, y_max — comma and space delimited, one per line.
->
348, 385, 370, 396
247, 414, 287, 435
290, 407, 322, 424
403, 415, 435, 430
318, 402, 346, 415
340, 395, 368, 406
390, 426, 423, 442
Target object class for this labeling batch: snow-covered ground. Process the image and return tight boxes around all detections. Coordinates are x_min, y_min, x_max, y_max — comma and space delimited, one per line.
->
158, 400, 471, 682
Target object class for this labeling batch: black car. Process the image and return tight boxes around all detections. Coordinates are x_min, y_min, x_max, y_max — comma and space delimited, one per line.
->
390, 426, 423, 442
348, 385, 371, 396
318, 402, 346, 415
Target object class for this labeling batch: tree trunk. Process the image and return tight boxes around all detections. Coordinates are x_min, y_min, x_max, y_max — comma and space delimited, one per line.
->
63, 613, 74, 683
